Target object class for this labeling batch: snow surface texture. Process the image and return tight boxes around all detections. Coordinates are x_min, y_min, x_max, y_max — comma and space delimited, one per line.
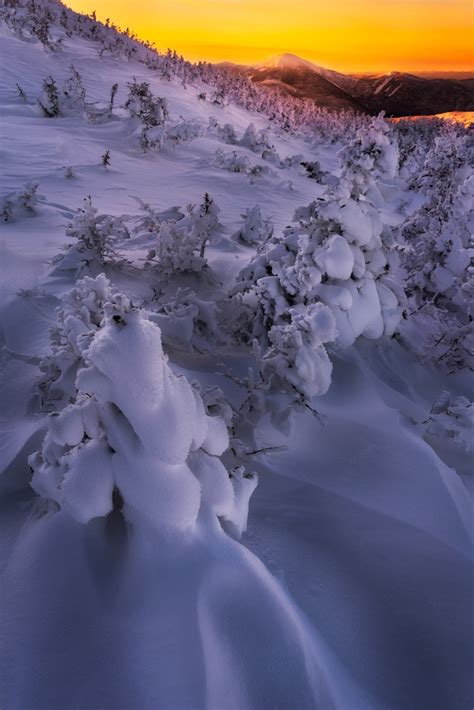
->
1, 2, 473, 709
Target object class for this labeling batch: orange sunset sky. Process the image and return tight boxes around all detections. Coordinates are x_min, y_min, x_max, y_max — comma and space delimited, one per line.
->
64, 0, 474, 73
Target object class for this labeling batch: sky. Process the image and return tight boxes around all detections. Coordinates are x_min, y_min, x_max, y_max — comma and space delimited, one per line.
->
64, 0, 474, 73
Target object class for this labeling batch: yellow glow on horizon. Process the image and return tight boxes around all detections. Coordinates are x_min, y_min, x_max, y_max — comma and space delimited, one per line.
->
64, 0, 474, 73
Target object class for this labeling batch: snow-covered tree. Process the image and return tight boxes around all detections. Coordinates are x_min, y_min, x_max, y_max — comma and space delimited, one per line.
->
147, 221, 206, 275
3, 0, 58, 50
1, 182, 39, 222
214, 148, 250, 174
125, 78, 169, 150
38, 75, 59, 117
187, 192, 221, 259
232, 204, 273, 246
216, 122, 237, 144
259, 302, 336, 401
161, 119, 202, 148
145, 193, 218, 274
61, 64, 86, 114
400, 135, 473, 372
31, 301, 257, 538
101, 149, 111, 168
239, 122, 272, 154
150, 288, 225, 351
38, 273, 130, 409
229, 163, 404, 409
423, 391, 474, 455
300, 160, 326, 181
54, 198, 126, 275
339, 112, 399, 189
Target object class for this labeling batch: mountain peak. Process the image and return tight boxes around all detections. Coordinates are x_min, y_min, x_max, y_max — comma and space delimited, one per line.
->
256, 53, 320, 71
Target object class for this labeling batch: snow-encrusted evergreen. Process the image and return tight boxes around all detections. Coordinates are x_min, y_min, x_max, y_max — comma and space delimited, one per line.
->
54, 198, 127, 275
400, 129, 474, 372
38, 273, 130, 408
31, 296, 257, 537
232, 204, 273, 246
1, 182, 39, 222
230, 119, 404, 405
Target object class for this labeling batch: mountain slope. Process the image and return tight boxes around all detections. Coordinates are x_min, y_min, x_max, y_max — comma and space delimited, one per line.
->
247, 64, 363, 111
225, 53, 474, 116
1, 4, 473, 710
352, 71, 474, 116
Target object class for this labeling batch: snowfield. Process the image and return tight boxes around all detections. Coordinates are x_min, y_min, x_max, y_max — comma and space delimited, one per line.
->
1, 2, 473, 709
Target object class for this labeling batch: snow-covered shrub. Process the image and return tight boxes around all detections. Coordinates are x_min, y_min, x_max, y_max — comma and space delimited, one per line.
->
161, 119, 202, 148
409, 126, 469, 194
30, 304, 256, 537
38, 273, 130, 409
259, 303, 336, 400
130, 197, 185, 236
54, 198, 126, 275
3, 0, 58, 50
131, 196, 162, 233
338, 112, 399, 203
186, 192, 221, 259
86, 82, 119, 123
196, 383, 235, 431
281, 154, 304, 170
232, 204, 273, 246
229, 163, 404, 405
248, 164, 274, 183
233, 189, 402, 347
227, 355, 314, 444
147, 221, 206, 275
125, 78, 169, 127
125, 78, 169, 150
214, 148, 250, 174
147, 194, 219, 274
423, 391, 474, 454
38, 75, 59, 117
1, 182, 39, 222
261, 145, 282, 166
395, 118, 437, 182
210, 88, 228, 107
400, 153, 474, 372
61, 64, 86, 115
300, 160, 326, 181
217, 122, 237, 145
239, 122, 272, 154
150, 287, 225, 350
101, 149, 111, 168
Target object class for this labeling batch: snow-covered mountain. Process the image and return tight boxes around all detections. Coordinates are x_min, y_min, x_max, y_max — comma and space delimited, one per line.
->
350, 70, 474, 116
228, 53, 474, 116
256, 52, 356, 89
1, 2, 473, 709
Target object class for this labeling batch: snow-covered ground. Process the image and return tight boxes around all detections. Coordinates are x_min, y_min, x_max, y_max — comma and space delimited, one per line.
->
1, 4, 473, 709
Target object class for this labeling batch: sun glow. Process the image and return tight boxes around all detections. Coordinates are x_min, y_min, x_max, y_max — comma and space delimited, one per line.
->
64, 0, 473, 73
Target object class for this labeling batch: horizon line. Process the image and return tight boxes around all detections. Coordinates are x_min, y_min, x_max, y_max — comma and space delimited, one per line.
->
63, 2, 474, 77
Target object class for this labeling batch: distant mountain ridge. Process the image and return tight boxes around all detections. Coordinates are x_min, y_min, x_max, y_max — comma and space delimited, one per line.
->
218, 54, 474, 117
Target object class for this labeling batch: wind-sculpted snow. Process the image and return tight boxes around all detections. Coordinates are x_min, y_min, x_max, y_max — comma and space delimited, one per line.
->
1, 3, 473, 709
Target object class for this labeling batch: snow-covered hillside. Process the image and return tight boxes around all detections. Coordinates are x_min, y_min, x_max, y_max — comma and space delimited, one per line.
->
1, 2, 473, 709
